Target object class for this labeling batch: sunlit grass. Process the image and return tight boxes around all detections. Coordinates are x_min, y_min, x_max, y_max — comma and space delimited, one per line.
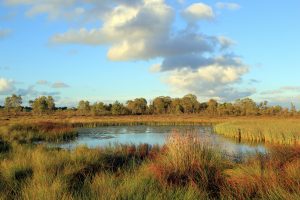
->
0, 135, 298, 199
0, 122, 78, 143
215, 119, 300, 145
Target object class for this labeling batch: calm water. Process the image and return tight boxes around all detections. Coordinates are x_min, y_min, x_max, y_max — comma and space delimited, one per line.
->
55, 125, 265, 155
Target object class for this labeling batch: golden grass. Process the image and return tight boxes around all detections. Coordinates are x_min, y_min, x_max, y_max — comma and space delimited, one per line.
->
0, 122, 78, 143
0, 114, 230, 127
215, 118, 300, 145
0, 134, 299, 199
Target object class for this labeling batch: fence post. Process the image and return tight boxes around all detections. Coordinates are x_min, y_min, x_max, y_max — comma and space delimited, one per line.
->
238, 128, 241, 143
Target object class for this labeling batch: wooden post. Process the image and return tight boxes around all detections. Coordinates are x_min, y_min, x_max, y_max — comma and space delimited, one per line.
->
238, 128, 241, 143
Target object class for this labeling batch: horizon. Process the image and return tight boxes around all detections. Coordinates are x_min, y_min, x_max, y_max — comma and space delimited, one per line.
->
1, 0, 300, 108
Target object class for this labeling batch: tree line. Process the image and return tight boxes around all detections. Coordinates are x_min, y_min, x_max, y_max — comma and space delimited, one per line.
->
1, 94, 298, 116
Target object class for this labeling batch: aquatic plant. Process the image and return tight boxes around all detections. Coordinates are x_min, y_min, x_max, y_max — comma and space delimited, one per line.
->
215, 119, 300, 145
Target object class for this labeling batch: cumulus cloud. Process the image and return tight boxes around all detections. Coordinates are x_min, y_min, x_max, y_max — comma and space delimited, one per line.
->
164, 65, 253, 101
0, 77, 15, 95
182, 3, 214, 22
0, 28, 12, 39
216, 2, 240, 10
51, 0, 175, 61
4, 0, 252, 100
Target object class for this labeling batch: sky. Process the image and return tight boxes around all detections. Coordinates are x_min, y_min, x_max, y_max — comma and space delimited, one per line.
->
0, 0, 300, 107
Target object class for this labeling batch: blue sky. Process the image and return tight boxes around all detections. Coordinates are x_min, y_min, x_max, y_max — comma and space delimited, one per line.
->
0, 0, 299, 107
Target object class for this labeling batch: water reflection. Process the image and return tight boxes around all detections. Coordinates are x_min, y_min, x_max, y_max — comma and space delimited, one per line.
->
54, 125, 266, 155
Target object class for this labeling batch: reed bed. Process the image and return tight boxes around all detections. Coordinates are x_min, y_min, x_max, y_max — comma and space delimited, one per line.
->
0, 122, 78, 143
215, 119, 300, 145
0, 114, 228, 127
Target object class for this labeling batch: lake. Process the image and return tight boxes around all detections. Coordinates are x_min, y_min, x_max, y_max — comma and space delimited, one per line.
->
54, 125, 266, 155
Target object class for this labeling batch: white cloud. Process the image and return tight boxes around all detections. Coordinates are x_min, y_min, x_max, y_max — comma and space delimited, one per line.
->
216, 2, 240, 10
182, 3, 214, 22
164, 65, 253, 101
52, 1, 175, 61
0, 77, 15, 95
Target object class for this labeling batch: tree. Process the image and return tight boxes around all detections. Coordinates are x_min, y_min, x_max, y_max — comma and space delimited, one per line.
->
234, 98, 258, 116
258, 101, 268, 115
77, 100, 91, 115
266, 105, 283, 116
206, 99, 218, 116
181, 94, 200, 114
126, 98, 148, 115
217, 103, 235, 116
170, 98, 183, 114
91, 102, 108, 116
111, 101, 128, 115
152, 96, 172, 114
47, 96, 55, 111
31, 96, 54, 114
4, 94, 22, 114
290, 103, 297, 116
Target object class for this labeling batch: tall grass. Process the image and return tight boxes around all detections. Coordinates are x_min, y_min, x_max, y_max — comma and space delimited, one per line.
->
0, 122, 78, 143
215, 119, 300, 145
149, 133, 232, 198
0, 127, 299, 199
222, 145, 300, 199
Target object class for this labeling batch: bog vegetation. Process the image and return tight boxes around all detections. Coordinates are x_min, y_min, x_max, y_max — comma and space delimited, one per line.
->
0, 133, 299, 200
215, 119, 300, 145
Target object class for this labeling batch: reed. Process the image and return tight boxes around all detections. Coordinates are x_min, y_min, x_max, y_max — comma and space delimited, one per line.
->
214, 119, 300, 145
0, 122, 78, 143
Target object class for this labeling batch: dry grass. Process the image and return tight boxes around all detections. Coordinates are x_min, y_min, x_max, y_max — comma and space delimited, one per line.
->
149, 133, 232, 198
215, 118, 300, 145
0, 135, 299, 199
0, 122, 78, 143
223, 145, 300, 199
